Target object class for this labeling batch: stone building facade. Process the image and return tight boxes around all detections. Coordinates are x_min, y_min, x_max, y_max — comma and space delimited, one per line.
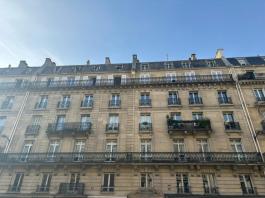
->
0, 51, 265, 197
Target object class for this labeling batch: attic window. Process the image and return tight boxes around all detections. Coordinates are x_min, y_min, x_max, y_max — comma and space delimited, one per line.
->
237, 59, 247, 66
141, 64, 149, 71
115, 65, 123, 70
181, 61, 190, 68
207, 60, 216, 67
92, 66, 101, 71
164, 62, 174, 69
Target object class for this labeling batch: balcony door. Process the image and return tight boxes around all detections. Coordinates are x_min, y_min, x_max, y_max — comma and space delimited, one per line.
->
69, 173, 80, 192
105, 141, 117, 161
230, 139, 245, 161
102, 173, 115, 192
140, 140, 152, 160
47, 140, 60, 161
166, 73, 177, 82
40, 173, 52, 192
176, 174, 190, 194
211, 70, 223, 80
202, 174, 217, 194
140, 73, 150, 84
140, 173, 152, 189
20, 142, 33, 162
185, 71, 196, 81
12, 173, 24, 192
80, 115, 90, 130
73, 140, 85, 161
56, 115, 65, 131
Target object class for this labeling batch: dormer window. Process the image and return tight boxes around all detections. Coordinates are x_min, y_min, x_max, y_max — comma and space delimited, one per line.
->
237, 59, 247, 66
164, 62, 174, 69
181, 61, 190, 68
207, 60, 216, 67
141, 64, 149, 71
115, 65, 123, 70
92, 65, 101, 71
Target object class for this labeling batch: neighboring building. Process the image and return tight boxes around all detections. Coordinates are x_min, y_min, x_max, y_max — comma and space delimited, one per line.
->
0, 51, 265, 197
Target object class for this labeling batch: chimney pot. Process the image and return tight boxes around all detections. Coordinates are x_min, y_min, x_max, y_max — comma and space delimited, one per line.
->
191, 53, 197, 61
86, 60, 90, 65
105, 57, 111, 65
215, 49, 224, 59
18, 60, 28, 68
43, 58, 55, 66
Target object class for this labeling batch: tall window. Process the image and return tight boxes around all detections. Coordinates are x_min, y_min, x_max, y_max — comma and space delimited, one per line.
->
239, 175, 255, 194
197, 139, 210, 152
81, 95, 93, 107
105, 140, 117, 161
56, 115, 65, 131
102, 173, 115, 192
10, 173, 24, 192
254, 89, 265, 101
176, 174, 190, 194
0, 116, 6, 133
38, 173, 52, 192
185, 71, 196, 81
1, 96, 14, 109
173, 139, 185, 152
73, 140, 85, 161
140, 139, 152, 159
107, 114, 119, 131
211, 70, 223, 80
58, 95, 70, 108
192, 112, 203, 120
223, 112, 234, 122
166, 73, 177, 82
189, 91, 202, 104
140, 114, 152, 131
20, 141, 33, 161
67, 76, 75, 86
110, 94, 120, 107
35, 95, 48, 109
202, 174, 217, 194
171, 112, 182, 121
140, 173, 152, 189
69, 173, 80, 192
140, 73, 150, 83
47, 140, 60, 160
218, 91, 230, 104
168, 91, 180, 105
80, 115, 91, 130
230, 139, 245, 160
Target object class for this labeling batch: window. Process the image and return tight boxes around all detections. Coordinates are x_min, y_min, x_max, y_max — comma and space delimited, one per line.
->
68, 173, 81, 193
211, 70, 223, 80
207, 61, 216, 67
218, 90, 231, 104
105, 140, 117, 161
185, 71, 196, 81
173, 139, 185, 152
92, 65, 101, 71
140, 73, 150, 83
164, 62, 174, 69
168, 91, 180, 105
140, 93, 151, 106
140, 173, 152, 189
140, 114, 152, 131
171, 112, 181, 121
20, 141, 33, 161
192, 112, 203, 120
181, 61, 190, 68
67, 76, 75, 86
47, 140, 60, 160
81, 95, 93, 107
223, 112, 234, 122
239, 175, 255, 194
197, 139, 210, 152
189, 91, 202, 104
38, 173, 52, 192
1, 96, 14, 109
10, 173, 24, 192
224, 112, 240, 130
254, 89, 265, 101
166, 73, 177, 82
141, 64, 149, 71
107, 114, 119, 131
58, 95, 70, 109
109, 94, 120, 107
176, 174, 190, 194
0, 116, 6, 133
107, 75, 114, 85
35, 95, 48, 109
102, 173, 115, 192
202, 174, 217, 194
230, 139, 244, 153
73, 140, 85, 161
237, 59, 248, 66
140, 139, 152, 159
56, 115, 65, 131
80, 115, 91, 130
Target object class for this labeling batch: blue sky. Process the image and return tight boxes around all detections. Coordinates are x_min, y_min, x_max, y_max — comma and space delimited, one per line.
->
0, 0, 264, 67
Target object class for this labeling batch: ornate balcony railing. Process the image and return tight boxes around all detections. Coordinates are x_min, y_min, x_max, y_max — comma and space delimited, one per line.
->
139, 123, 152, 132
176, 185, 191, 194
57, 101, 70, 109
139, 99, 152, 106
46, 122, 91, 136
36, 185, 50, 192
101, 186, 115, 192
218, 97, 233, 105
7, 185, 21, 192
25, 125, 40, 136
189, 97, 203, 105
0, 101, 13, 110
106, 123, 119, 132
0, 75, 234, 91
167, 119, 212, 134
109, 100, 121, 107
168, 98, 181, 106
58, 183, 85, 195
204, 187, 219, 195
224, 122, 241, 131
238, 72, 265, 81
0, 152, 261, 165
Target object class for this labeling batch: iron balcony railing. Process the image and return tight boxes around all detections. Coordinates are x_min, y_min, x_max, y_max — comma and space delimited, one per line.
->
256, 97, 265, 104
167, 119, 212, 133
80, 100, 93, 108
101, 186, 115, 192
189, 97, 203, 105
176, 185, 191, 194
36, 185, 50, 192
242, 187, 257, 195
0, 101, 13, 110
168, 98, 181, 106
58, 183, 85, 195
0, 81, 29, 90
8, 185, 21, 192
106, 123, 119, 132
238, 72, 265, 81
109, 100, 121, 107
224, 122, 241, 130
34, 102, 47, 110
0, 152, 261, 164
139, 122, 152, 132
139, 99, 152, 106
218, 97, 233, 105
46, 122, 92, 136
25, 125, 40, 135
57, 101, 70, 109
204, 187, 219, 195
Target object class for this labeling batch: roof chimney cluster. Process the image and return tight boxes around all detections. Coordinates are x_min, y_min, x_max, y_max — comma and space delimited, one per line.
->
105, 57, 111, 65
18, 60, 28, 68
42, 58, 56, 67
190, 53, 197, 61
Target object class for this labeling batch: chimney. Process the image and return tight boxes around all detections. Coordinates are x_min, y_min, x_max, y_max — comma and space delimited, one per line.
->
42, 58, 55, 66
18, 60, 28, 68
215, 49, 224, 59
8, 64, 11, 68
190, 53, 197, 61
105, 57, 111, 65
86, 60, 90, 65
132, 54, 138, 64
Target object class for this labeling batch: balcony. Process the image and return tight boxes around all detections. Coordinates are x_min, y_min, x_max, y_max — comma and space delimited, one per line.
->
189, 97, 203, 105
109, 100, 121, 108
36, 185, 49, 193
7, 185, 21, 192
57, 101, 70, 109
106, 123, 119, 133
218, 97, 233, 105
168, 98, 181, 106
0, 152, 262, 165
46, 122, 91, 137
139, 99, 152, 106
25, 125, 40, 136
80, 100, 93, 108
58, 183, 85, 195
101, 186, 115, 192
176, 186, 191, 194
204, 187, 219, 195
255, 97, 265, 106
34, 102, 47, 110
167, 118, 212, 134
139, 122, 152, 132
224, 122, 241, 131
0, 81, 29, 90
238, 72, 265, 81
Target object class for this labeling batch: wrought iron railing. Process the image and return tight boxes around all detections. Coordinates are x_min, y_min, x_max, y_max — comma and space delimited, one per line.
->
189, 97, 203, 105
0, 152, 261, 164
176, 185, 191, 194
34, 102, 47, 110
139, 99, 152, 106
224, 122, 241, 130
242, 187, 257, 195
46, 122, 92, 136
80, 100, 93, 108
204, 186, 219, 195
167, 119, 211, 133
57, 101, 70, 109
36, 185, 50, 192
25, 125, 40, 135
58, 183, 84, 195
168, 98, 181, 106
101, 186, 115, 192
139, 123, 152, 131
238, 72, 265, 81
106, 123, 119, 132
218, 97, 233, 104
256, 97, 265, 103
109, 100, 121, 107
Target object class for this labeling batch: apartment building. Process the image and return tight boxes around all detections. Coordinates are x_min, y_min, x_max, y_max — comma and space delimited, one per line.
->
0, 50, 265, 197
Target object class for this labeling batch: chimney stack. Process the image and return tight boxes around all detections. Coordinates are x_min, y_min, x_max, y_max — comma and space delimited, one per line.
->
18, 60, 28, 68
215, 49, 224, 59
86, 60, 90, 65
190, 53, 197, 61
105, 57, 111, 65
42, 58, 56, 66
